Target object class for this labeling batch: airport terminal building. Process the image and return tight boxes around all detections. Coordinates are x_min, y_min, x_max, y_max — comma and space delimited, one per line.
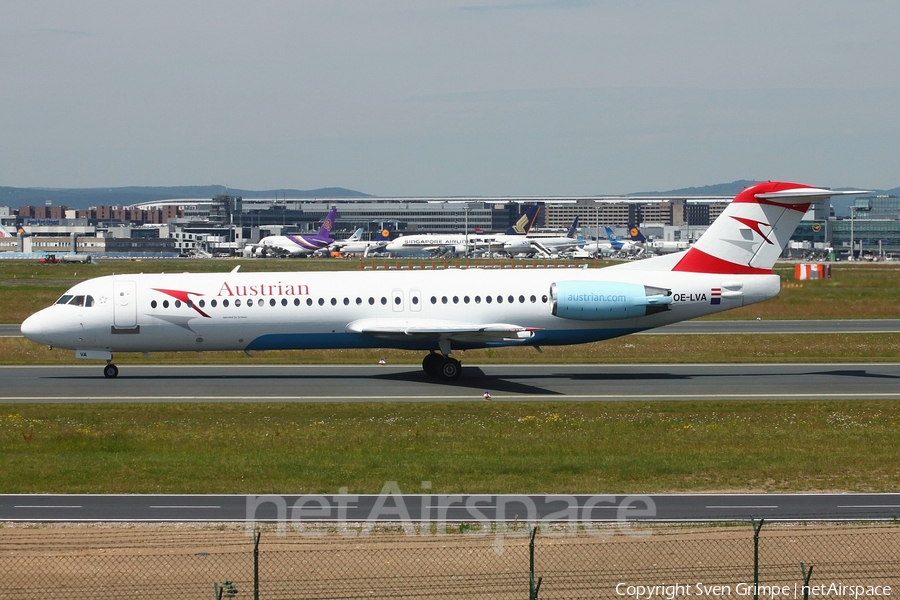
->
2, 192, 899, 259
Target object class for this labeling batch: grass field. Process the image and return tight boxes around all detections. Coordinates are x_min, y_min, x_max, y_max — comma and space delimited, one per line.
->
3, 400, 899, 494
2, 258, 899, 494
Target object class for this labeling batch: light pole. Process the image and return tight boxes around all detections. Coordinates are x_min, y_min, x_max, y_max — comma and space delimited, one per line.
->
849, 205, 855, 261
464, 204, 469, 258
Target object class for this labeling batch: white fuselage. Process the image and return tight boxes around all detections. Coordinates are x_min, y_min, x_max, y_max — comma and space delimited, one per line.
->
384, 234, 523, 256
21, 262, 779, 355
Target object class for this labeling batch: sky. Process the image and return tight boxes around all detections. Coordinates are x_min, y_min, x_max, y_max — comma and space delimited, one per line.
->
2, 0, 899, 196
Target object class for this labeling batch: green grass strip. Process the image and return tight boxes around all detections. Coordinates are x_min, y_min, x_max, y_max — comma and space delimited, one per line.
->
2, 401, 899, 494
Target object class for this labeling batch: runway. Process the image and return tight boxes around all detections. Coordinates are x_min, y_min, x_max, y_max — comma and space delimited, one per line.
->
2, 493, 899, 522
4, 362, 900, 402
4, 320, 898, 524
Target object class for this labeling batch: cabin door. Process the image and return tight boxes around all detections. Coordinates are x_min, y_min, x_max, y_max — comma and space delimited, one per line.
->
113, 281, 138, 328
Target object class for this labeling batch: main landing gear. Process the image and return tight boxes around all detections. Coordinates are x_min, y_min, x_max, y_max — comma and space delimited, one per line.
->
103, 361, 119, 378
422, 352, 462, 380
421, 351, 462, 381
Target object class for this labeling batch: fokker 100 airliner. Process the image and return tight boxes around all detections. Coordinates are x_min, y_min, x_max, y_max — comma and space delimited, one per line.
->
20, 182, 863, 380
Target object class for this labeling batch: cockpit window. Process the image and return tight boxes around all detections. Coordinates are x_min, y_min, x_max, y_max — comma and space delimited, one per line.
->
55, 294, 94, 307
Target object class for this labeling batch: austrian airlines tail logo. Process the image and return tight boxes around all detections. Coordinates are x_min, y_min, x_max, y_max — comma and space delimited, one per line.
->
730, 216, 774, 244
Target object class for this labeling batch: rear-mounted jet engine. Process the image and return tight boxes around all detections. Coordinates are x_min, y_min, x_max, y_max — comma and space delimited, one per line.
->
550, 281, 673, 320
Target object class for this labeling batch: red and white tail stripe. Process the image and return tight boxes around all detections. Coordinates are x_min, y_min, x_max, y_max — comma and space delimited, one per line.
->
673, 181, 865, 275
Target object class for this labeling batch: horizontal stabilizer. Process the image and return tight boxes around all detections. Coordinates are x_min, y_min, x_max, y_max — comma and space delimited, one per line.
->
754, 187, 869, 204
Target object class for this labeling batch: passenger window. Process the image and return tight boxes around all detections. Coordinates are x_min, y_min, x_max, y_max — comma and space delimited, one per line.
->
235, 299, 242, 307
247, 299, 254, 307
222, 299, 229, 307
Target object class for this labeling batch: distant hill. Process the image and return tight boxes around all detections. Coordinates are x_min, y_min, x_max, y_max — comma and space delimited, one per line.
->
629, 180, 761, 196
0, 186, 371, 210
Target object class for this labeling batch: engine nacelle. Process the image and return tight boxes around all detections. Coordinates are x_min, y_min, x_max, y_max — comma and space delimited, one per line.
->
550, 281, 673, 321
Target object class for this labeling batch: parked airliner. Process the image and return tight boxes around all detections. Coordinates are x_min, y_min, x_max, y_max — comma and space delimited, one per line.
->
384, 205, 540, 257
502, 217, 583, 257
605, 226, 643, 255
20, 182, 863, 380
333, 225, 394, 256
244, 208, 338, 257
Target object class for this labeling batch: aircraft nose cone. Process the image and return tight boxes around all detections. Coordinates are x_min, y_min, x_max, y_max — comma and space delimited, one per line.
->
20, 313, 44, 341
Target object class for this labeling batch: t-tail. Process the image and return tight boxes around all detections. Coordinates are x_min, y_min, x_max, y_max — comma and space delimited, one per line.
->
672, 181, 866, 274
505, 205, 541, 235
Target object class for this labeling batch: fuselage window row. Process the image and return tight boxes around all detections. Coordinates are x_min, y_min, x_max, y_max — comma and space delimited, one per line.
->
148, 293, 548, 311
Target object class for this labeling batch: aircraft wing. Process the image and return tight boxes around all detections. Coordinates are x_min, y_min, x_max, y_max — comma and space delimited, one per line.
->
346, 318, 537, 344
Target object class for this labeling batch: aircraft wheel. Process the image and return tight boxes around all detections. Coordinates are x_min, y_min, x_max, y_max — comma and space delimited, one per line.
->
439, 357, 462, 381
103, 364, 119, 379
422, 353, 442, 377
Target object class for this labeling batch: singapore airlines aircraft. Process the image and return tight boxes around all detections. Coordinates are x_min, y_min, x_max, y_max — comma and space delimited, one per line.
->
21, 182, 863, 380
384, 205, 541, 256
244, 208, 338, 257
